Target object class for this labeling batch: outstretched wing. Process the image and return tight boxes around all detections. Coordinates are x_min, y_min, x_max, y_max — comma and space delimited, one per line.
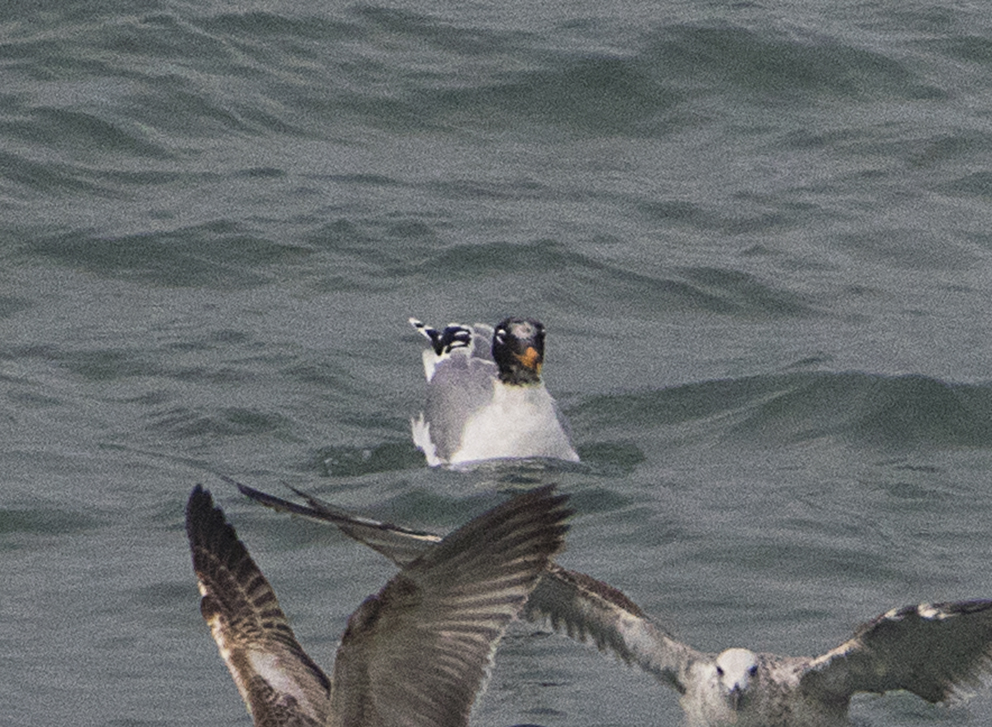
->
802, 600, 992, 703
235, 480, 698, 694
232, 478, 440, 568
186, 486, 332, 727
525, 564, 701, 693
330, 485, 571, 727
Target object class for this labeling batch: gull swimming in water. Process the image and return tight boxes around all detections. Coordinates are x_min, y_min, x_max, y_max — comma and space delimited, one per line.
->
408, 317, 579, 467
185, 484, 570, 727
235, 481, 992, 727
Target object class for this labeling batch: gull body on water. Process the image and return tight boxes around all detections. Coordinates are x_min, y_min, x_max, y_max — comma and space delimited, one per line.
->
409, 316, 579, 467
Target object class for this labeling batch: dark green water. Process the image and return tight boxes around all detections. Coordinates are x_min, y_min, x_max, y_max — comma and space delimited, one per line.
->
4, 1, 992, 725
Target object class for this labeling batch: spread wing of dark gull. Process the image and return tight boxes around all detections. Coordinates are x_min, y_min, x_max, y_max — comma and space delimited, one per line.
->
523, 564, 705, 693
187, 485, 332, 727
801, 600, 992, 705
408, 317, 579, 467
234, 481, 992, 727
187, 483, 570, 727
233, 482, 704, 694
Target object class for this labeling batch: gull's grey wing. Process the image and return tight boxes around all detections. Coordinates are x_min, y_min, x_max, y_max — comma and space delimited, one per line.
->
802, 600, 992, 704
233, 478, 440, 568
550, 396, 577, 453
421, 354, 498, 462
329, 485, 571, 727
186, 486, 332, 727
467, 323, 495, 360
525, 564, 701, 693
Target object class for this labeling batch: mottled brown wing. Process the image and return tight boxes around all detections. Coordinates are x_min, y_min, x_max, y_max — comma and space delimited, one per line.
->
186, 486, 332, 727
329, 485, 571, 727
235, 480, 697, 694
525, 564, 701, 693
803, 600, 992, 703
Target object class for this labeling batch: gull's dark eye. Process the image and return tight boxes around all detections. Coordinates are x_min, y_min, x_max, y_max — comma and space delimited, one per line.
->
748, 665, 758, 677
716, 666, 724, 677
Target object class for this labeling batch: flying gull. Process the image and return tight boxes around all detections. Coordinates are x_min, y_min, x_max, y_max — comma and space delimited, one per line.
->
235, 481, 992, 727
185, 484, 570, 727
408, 316, 579, 466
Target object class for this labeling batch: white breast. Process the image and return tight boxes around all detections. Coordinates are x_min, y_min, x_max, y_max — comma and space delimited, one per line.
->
448, 383, 579, 465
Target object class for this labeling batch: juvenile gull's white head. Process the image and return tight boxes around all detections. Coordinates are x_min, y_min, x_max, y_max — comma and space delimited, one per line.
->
715, 648, 759, 709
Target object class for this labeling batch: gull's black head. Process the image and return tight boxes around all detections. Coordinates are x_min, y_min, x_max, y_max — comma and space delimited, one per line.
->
492, 318, 545, 385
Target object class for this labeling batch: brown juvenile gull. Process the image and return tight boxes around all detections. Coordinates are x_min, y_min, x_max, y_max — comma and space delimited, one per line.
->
235, 481, 992, 727
408, 316, 579, 467
185, 484, 570, 727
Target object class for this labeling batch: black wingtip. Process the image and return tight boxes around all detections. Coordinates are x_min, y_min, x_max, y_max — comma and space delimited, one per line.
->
410, 317, 474, 356
474, 483, 573, 556
185, 484, 242, 564
218, 475, 290, 514
518, 483, 575, 528
185, 484, 214, 535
